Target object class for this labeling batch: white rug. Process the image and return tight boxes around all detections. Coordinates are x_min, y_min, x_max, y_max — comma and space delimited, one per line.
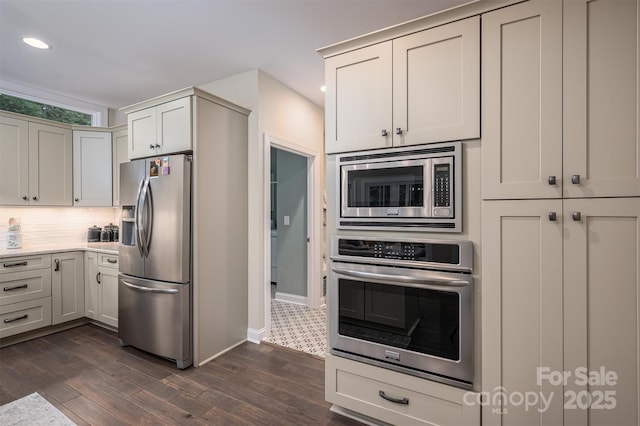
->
0, 392, 75, 426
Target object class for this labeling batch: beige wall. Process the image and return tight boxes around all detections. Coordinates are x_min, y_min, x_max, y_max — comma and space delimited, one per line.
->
199, 69, 323, 339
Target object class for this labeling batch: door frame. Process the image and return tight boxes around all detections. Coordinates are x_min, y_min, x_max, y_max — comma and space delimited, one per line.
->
263, 132, 322, 337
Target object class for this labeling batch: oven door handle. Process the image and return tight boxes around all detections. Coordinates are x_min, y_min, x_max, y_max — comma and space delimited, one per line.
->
331, 267, 469, 288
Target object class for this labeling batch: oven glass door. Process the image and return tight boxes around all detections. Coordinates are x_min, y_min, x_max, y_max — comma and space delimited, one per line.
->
341, 159, 430, 218
330, 262, 473, 384
338, 278, 460, 360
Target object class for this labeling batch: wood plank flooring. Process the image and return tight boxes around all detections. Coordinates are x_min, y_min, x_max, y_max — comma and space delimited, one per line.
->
0, 324, 360, 425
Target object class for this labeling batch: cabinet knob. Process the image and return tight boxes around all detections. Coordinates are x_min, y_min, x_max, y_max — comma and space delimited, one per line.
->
149, 144, 155, 149
155, 144, 161, 149
548, 176, 556, 185
395, 128, 403, 135
75, 198, 79, 202
381, 129, 388, 137
32, 196, 38, 201
22, 196, 27, 200
571, 174, 581, 184
548, 212, 557, 222
572, 211, 582, 221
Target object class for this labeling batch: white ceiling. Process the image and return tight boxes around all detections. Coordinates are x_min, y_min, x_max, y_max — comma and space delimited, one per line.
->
0, 0, 471, 110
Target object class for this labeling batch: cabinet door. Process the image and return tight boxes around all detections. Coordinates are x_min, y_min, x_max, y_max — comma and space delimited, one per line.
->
84, 252, 98, 320
393, 16, 479, 147
482, 0, 562, 200
51, 252, 84, 325
112, 128, 128, 206
564, 198, 640, 425
128, 107, 156, 160
73, 130, 112, 206
98, 266, 118, 328
28, 122, 73, 205
157, 97, 192, 155
325, 42, 393, 153
482, 200, 563, 426
564, 0, 640, 197
0, 115, 29, 205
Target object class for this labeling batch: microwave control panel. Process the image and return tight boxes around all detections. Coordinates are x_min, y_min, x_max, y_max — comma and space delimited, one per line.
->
433, 163, 451, 207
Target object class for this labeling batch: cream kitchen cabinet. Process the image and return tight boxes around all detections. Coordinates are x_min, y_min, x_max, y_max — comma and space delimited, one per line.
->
127, 96, 191, 160
326, 353, 479, 426
84, 252, 118, 328
0, 114, 72, 206
73, 130, 112, 206
111, 126, 128, 206
482, 0, 640, 199
324, 16, 479, 154
482, 198, 640, 425
0, 254, 52, 338
51, 251, 84, 325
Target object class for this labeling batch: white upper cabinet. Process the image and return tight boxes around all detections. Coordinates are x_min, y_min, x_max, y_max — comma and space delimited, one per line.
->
0, 115, 29, 205
393, 16, 480, 147
73, 130, 112, 206
128, 96, 192, 160
325, 42, 393, 153
482, 0, 563, 199
564, 0, 640, 198
112, 127, 128, 206
324, 16, 480, 154
28, 122, 73, 206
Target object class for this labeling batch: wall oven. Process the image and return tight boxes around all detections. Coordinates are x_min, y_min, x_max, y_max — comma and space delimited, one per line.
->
329, 235, 473, 389
337, 141, 462, 232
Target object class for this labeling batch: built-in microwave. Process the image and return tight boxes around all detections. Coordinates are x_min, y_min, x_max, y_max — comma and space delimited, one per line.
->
337, 142, 462, 232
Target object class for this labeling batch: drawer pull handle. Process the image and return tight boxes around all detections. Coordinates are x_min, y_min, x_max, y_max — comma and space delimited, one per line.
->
379, 390, 409, 405
106, 259, 117, 264
3, 261, 28, 268
4, 314, 28, 324
4, 284, 28, 292
54, 259, 60, 272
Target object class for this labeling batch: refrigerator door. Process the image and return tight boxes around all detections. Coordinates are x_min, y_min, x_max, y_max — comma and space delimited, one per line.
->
119, 160, 145, 278
118, 274, 192, 368
143, 154, 191, 284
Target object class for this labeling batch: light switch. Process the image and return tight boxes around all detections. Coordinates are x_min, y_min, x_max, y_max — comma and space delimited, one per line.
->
284, 216, 290, 226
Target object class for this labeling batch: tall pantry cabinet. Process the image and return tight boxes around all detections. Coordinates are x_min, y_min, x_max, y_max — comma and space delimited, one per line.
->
482, 1, 640, 425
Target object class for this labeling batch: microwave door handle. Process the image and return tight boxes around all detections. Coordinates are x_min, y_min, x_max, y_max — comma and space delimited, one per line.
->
331, 267, 469, 288
135, 178, 146, 257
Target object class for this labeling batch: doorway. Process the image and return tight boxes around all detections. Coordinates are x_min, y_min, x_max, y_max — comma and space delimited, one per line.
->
262, 133, 325, 356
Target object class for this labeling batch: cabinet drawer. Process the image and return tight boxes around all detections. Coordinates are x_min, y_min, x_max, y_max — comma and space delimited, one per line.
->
0, 297, 52, 338
98, 254, 118, 269
0, 269, 52, 306
0, 255, 52, 273
326, 354, 479, 426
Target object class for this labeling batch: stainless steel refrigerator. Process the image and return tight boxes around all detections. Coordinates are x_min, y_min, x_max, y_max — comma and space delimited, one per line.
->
118, 154, 192, 369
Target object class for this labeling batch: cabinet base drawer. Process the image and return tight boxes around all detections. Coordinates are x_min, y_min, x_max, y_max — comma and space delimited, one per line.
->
0, 298, 52, 338
326, 354, 479, 426
0, 269, 52, 306
0, 255, 52, 273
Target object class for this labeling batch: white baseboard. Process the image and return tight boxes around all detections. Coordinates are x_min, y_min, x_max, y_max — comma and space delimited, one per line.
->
275, 292, 308, 306
247, 327, 267, 343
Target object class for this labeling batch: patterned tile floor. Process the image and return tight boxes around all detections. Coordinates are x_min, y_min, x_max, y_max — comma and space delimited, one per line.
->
263, 297, 327, 358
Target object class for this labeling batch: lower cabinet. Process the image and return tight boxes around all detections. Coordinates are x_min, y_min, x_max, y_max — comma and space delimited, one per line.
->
51, 251, 84, 325
325, 353, 480, 426
85, 252, 118, 328
482, 198, 640, 425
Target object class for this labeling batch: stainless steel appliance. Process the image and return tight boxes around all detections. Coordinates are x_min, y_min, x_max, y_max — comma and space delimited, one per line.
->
329, 235, 473, 389
337, 141, 462, 232
118, 154, 192, 369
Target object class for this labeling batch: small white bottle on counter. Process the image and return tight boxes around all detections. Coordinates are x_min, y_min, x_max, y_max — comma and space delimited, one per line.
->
6, 217, 22, 249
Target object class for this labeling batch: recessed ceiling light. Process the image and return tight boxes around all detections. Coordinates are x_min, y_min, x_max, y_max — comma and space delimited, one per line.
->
23, 37, 50, 49
320, 85, 326, 92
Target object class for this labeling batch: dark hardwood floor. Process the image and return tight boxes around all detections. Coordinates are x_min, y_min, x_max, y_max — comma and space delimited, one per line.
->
0, 324, 360, 425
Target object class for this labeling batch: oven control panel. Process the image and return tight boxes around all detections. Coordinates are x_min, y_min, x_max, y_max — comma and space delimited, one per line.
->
338, 238, 460, 265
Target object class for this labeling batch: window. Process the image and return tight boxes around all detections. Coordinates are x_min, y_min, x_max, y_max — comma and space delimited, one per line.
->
0, 93, 92, 125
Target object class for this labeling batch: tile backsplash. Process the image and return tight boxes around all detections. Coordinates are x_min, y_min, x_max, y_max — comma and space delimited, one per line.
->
0, 207, 118, 247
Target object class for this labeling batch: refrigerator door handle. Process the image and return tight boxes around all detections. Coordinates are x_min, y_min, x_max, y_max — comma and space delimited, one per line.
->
121, 280, 179, 294
139, 178, 151, 258
143, 179, 154, 256
135, 178, 146, 257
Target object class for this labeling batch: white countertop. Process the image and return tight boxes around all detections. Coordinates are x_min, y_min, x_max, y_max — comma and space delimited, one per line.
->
0, 242, 119, 259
